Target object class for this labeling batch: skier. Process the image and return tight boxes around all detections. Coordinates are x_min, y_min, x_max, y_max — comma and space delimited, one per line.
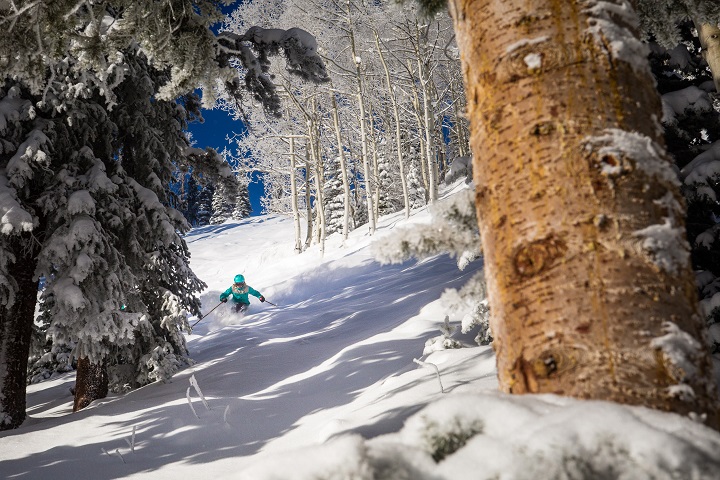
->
220, 274, 265, 313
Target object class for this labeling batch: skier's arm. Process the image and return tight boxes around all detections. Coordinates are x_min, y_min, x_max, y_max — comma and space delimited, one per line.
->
248, 287, 266, 302
220, 287, 232, 301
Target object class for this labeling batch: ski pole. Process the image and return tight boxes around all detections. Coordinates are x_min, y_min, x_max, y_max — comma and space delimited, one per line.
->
191, 301, 224, 328
263, 300, 278, 307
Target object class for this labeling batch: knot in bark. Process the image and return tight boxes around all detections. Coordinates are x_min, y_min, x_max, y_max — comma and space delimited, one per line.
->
513, 235, 567, 278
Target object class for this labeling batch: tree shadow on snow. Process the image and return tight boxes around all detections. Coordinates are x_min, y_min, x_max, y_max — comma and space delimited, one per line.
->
4, 254, 484, 479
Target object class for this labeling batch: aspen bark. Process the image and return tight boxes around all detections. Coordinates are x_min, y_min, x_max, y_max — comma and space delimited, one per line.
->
418, 56, 438, 202
330, 93, 352, 238
410, 76, 430, 197
345, 0, 376, 235
448, 0, 719, 427
449, 75, 469, 159
698, 23, 720, 93
307, 115, 326, 255
375, 31, 411, 218
368, 98, 381, 222
304, 149, 313, 250
289, 136, 303, 253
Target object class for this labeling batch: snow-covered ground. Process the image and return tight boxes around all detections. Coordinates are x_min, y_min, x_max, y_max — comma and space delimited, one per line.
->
3, 186, 720, 479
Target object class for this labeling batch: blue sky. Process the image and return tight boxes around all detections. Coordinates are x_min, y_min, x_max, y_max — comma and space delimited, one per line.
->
187, 106, 265, 216
185, 0, 265, 217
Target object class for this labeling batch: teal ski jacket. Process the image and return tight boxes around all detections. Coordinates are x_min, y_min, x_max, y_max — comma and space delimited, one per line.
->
220, 283, 262, 304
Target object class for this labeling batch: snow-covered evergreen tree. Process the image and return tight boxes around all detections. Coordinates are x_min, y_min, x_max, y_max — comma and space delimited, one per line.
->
14, 51, 214, 408
406, 149, 428, 210
323, 156, 347, 236
233, 176, 252, 219
648, 21, 720, 360
100, 52, 213, 391
1, 0, 331, 428
1, 81, 66, 426
180, 175, 202, 226
27, 288, 75, 384
210, 181, 235, 224
376, 140, 405, 216
196, 183, 216, 226
37, 149, 148, 404
0, 0, 329, 115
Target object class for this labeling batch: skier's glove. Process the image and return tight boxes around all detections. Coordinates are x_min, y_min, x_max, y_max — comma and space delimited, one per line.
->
259, 296, 266, 303
221, 297, 228, 303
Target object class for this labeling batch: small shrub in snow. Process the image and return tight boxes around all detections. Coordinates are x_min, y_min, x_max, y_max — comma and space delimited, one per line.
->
124, 426, 137, 453
423, 316, 462, 355
186, 387, 199, 419
366, 442, 438, 480
422, 416, 483, 462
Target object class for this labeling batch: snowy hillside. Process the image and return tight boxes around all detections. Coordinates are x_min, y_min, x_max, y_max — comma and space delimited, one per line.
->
3, 186, 720, 480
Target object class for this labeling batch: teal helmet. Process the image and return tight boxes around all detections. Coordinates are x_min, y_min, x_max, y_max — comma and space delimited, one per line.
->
234, 274, 245, 283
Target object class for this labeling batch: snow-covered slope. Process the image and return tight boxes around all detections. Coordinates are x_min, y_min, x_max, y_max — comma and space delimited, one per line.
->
0, 191, 489, 478
3, 187, 720, 480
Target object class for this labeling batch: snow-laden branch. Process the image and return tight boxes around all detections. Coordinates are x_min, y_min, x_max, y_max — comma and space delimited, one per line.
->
217, 26, 329, 116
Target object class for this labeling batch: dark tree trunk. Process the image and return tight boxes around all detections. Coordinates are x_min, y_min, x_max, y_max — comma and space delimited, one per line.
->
73, 357, 108, 412
0, 235, 41, 430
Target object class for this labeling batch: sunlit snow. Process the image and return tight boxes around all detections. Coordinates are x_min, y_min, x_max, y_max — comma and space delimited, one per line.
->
2, 187, 720, 479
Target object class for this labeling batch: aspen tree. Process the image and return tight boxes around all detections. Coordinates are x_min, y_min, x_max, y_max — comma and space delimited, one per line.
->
446, 0, 720, 427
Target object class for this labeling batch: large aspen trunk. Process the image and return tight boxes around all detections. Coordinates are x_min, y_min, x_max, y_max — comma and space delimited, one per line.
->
449, 0, 719, 427
697, 23, 720, 93
0, 235, 40, 430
